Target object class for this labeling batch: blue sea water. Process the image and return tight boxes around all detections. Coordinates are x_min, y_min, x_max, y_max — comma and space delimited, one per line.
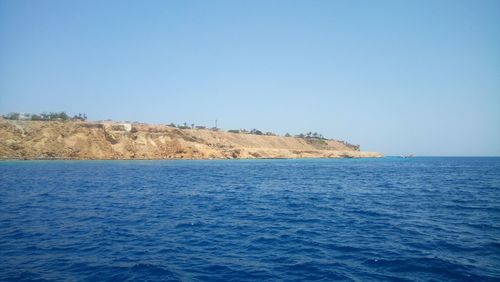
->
0, 157, 499, 281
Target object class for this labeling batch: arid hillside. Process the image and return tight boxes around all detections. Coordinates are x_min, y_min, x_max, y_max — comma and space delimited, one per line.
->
0, 119, 383, 160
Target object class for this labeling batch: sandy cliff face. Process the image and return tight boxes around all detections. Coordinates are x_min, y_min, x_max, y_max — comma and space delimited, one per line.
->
0, 119, 383, 159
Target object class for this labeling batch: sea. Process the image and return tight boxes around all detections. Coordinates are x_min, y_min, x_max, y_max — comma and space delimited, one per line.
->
0, 157, 499, 281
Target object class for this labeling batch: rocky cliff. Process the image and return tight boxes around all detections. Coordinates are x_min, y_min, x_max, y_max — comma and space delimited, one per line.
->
0, 119, 383, 160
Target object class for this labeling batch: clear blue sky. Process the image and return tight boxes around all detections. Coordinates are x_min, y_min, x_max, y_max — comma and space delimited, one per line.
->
1, 0, 499, 156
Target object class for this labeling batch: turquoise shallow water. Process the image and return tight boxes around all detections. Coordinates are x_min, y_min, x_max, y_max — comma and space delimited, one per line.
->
0, 157, 499, 281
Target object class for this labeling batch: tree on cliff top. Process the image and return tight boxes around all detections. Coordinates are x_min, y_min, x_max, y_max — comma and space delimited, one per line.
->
250, 129, 263, 135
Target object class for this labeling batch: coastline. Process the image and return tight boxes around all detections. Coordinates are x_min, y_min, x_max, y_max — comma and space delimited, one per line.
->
0, 119, 383, 160
0, 155, 383, 161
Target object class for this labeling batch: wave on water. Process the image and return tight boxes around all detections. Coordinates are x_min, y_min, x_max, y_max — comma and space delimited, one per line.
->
0, 157, 499, 281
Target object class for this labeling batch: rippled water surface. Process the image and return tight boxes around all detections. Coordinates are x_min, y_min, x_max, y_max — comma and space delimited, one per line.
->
1, 157, 499, 281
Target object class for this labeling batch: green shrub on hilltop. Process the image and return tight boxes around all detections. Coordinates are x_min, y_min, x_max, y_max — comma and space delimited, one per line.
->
3, 112, 20, 120
30, 114, 43, 120
1, 111, 88, 121
250, 129, 263, 135
72, 113, 87, 121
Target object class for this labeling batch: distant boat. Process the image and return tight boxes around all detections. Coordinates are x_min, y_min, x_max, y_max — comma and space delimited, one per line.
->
401, 154, 415, 158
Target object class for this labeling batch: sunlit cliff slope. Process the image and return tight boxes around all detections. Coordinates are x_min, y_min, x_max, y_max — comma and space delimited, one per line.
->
0, 119, 383, 160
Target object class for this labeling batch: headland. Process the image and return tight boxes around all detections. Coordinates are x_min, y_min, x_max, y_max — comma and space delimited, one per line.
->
0, 119, 383, 160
